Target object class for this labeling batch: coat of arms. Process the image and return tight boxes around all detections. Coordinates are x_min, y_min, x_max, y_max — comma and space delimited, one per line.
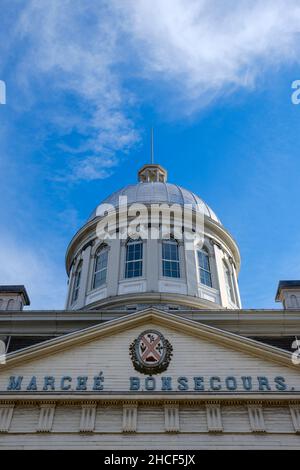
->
129, 329, 173, 375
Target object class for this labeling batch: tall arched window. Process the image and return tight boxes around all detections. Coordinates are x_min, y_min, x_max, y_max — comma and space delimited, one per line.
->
291, 295, 298, 308
223, 261, 235, 304
125, 239, 143, 278
197, 248, 212, 287
93, 245, 108, 289
6, 299, 14, 310
162, 239, 180, 278
72, 261, 82, 303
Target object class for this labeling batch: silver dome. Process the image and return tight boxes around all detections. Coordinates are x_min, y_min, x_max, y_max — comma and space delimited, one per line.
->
88, 182, 221, 224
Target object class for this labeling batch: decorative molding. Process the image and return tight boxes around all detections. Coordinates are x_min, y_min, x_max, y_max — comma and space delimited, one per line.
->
37, 403, 55, 432
1, 397, 299, 408
289, 405, 300, 433
206, 404, 223, 432
209, 239, 222, 250
0, 404, 14, 432
122, 404, 137, 433
164, 404, 179, 433
79, 404, 97, 432
247, 404, 265, 433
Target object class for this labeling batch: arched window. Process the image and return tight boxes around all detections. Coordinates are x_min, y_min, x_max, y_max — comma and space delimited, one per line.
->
125, 239, 143, 278
93, 245, 108, 289
6, 299, 14, 310
162, 239, 180, 278
72, 261, 82, 303
223, 261, 235, 304
291, 295, 298, 308
197, 248, 212, 287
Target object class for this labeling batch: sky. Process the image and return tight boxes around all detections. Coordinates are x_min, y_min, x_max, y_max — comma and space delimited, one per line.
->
0, 0, 300, 310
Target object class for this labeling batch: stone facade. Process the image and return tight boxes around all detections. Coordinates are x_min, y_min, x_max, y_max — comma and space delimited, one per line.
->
1, 164, 300, 449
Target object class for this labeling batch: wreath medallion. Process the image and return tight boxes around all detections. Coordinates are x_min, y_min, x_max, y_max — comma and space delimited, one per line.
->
129, 329, 173, 375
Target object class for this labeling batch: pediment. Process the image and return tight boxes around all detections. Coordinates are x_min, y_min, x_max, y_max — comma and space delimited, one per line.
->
0, 309, 299, 397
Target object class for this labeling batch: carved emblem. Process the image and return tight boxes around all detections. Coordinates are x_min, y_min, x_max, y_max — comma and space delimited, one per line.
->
129, 329, 173, 375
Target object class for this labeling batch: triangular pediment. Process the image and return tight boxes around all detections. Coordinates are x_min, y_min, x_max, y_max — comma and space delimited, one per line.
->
0, 308, 299, 397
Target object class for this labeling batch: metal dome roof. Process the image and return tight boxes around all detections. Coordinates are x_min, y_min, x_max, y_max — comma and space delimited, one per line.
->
88, 181, 221, 224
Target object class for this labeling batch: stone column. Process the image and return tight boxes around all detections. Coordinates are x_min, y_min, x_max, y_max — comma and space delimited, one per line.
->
146, 239, 159, 292
106, 239, 121, 297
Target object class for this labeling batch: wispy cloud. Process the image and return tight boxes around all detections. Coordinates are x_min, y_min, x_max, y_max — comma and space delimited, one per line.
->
114, 0, 300, 110
12, 0, 140, 181
4, 0, 300, 181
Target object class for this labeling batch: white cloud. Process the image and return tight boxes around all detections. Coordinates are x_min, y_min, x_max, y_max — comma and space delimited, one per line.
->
114, 0, 300, 109
0, 234, 66, 310
7, 0, 300, 179
14, 0, 140, 181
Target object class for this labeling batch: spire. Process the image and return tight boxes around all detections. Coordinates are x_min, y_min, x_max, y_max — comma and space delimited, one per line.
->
151, 127, 154, 164
137, 128, 167, 182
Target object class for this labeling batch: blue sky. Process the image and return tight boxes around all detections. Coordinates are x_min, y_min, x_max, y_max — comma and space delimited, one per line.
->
0, 0, 299, 309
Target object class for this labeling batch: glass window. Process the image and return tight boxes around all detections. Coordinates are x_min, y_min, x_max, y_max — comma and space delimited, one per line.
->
224, 262, 235, 303
162, 240, 180, 278
125, 240, 143, 278
72, 262, 82, 303
197, 249, 212, 287
93, 246, 108, 289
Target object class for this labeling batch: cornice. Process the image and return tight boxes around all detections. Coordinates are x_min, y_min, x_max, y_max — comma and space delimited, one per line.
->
0, 393, 300, 406
0, 307, 299, 336
1, 308, 298, 370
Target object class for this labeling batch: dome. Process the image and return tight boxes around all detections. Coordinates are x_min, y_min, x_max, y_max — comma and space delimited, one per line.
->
88, 180, 221, 225
66, 164, 241, 312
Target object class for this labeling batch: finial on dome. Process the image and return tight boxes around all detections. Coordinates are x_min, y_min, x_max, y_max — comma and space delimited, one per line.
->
151, 127, 154, 164
137, 128, 167, 182
138, 164, 167, 183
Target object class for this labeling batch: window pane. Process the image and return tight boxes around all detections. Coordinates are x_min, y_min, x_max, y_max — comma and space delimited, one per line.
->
93, 248, 108, 288
72, 264, 82, 303
198, 250, 212, 287
162, 241, 180, 278
94, 268, 107, 288
198, 251, 210, 271
126, 245, 134, 261
200, 268, 212, 287
125, 241, 143, 278
96, 251, 108, 271
134, 261, 142, 277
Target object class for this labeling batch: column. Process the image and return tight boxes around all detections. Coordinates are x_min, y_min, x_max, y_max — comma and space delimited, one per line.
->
37, 403, 56, 432
164, 404, 180, 433
206, 403, 223, 432
122, 404, 138, 433
0, 404, 14, 432
247, 404, 265, 432
79, 403, 97, 432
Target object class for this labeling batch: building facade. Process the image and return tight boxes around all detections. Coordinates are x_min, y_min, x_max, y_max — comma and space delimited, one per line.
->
0, 164, 299, 449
